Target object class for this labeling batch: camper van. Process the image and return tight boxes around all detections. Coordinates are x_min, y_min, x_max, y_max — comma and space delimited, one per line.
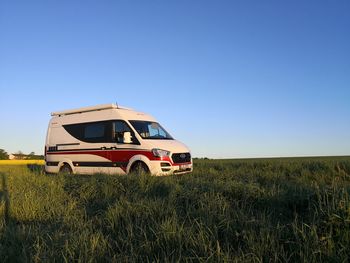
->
45, 104, 192, 175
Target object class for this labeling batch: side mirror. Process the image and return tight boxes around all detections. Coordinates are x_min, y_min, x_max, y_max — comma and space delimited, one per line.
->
123, 132, 132, 144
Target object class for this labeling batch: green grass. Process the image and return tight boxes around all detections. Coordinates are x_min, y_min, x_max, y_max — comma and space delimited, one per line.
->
1, 157, 350, 262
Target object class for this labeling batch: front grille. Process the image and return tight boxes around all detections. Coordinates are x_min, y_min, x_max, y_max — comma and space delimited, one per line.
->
171, 152, 191, 164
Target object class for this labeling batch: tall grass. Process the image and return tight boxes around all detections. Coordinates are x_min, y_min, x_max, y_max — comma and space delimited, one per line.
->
1, 157, 350, 262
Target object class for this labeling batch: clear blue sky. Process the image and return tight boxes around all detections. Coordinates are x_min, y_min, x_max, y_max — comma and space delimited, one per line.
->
1, 0, 349, 158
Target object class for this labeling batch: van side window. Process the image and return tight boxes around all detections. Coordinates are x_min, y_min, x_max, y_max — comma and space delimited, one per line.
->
84, 123, 105, 139
113, 121, 138, 144
63, 124, 81, 140
63, 121, 111, 143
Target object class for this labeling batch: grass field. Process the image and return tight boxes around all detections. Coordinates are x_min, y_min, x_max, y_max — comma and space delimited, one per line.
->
1, 157, 350, 262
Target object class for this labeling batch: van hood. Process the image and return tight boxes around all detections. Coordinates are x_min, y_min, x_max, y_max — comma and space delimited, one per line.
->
145, 139, 190, 154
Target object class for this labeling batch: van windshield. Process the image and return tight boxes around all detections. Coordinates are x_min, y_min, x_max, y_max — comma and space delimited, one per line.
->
129, 120, 173, 140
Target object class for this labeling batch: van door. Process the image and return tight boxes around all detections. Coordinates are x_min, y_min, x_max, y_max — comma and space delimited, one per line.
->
112, 120, 140, 173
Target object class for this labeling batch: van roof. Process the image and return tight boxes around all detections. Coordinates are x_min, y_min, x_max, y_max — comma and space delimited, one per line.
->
51, 104, 132, 116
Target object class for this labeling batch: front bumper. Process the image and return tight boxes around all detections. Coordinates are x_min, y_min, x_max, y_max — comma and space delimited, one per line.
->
149, 160, 193, 176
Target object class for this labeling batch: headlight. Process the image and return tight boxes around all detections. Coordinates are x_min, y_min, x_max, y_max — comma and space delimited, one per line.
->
152, 148, 170, 157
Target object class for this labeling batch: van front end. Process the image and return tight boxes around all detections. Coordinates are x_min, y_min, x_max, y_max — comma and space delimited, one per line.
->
127, 120, 193, 176
147, 150, 193, 176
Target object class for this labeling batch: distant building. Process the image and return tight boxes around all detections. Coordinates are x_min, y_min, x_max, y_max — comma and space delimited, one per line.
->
8, 153, 44, 160
9, 153, 27, 160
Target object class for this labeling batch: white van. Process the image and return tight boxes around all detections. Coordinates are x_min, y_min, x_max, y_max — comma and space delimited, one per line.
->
45, 104, 192, 175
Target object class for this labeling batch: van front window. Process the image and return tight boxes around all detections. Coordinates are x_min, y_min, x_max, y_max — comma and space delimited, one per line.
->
129, 120, 173, 140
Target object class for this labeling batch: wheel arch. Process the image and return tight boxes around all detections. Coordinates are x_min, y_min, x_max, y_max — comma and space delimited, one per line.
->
126, 154, 151, 174
58, 159, 75, 173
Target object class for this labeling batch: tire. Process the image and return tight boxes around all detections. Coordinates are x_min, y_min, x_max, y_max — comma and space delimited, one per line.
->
131, 162, 150, 175
59, 163, 72, 175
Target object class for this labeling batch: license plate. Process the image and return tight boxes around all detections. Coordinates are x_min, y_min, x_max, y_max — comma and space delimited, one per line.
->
179, 164, 191, 170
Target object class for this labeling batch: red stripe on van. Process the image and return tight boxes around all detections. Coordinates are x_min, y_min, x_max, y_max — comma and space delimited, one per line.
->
46, 150, 184, 166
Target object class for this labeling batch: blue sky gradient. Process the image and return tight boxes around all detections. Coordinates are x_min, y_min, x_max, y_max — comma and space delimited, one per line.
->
1, 0, 349, 158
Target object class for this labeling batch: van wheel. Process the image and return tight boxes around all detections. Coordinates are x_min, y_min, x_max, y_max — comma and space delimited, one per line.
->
60, 164, 72, 175
131, 162, 149, 175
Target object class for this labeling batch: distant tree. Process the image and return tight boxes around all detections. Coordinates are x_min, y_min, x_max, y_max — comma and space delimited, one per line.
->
28, 152, 35, 159
27, 152, 44, 160
0, 149, 9, 160
15, 150, 25, 160
36, 155, 45, 160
